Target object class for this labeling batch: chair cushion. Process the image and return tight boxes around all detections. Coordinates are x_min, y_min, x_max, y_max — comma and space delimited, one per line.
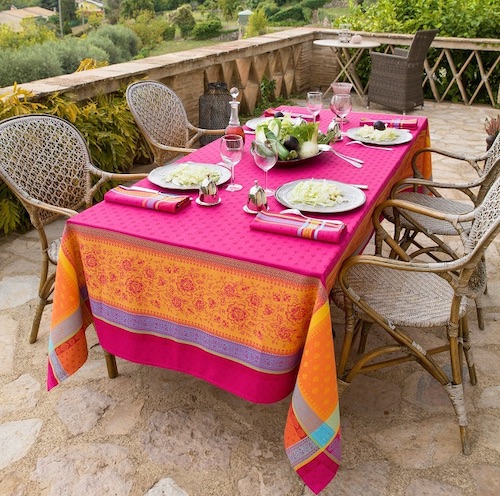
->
333, 264, 467, 328
384, 191, 473, 234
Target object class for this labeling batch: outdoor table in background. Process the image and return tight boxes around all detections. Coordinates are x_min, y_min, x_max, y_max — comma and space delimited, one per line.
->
314, 39, 381, 99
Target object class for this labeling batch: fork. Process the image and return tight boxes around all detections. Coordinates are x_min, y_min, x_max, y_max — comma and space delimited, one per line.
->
346, 140, 393, 151
318, 145, 363, 168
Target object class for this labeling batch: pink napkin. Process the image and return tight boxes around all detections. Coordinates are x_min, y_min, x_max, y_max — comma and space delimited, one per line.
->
250, 211, 346, 243
359, 117, 418, 129
104, 186, 191, 213
264, 108, 315, 120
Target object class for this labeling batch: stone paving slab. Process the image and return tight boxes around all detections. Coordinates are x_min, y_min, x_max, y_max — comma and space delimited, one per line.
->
0, 100, 499, 496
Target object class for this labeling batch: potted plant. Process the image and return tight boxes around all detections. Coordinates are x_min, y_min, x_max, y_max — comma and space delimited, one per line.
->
484, 114, 500, 150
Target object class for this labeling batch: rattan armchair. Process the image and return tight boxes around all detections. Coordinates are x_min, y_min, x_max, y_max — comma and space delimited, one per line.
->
126, 80, 225, 167
0, 114, 147, 344
367, 29, 438, 114
332, 176, 500, 456
378, 132, 500, 328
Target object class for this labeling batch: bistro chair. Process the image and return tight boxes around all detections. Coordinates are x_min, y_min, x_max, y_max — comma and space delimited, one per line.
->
126, 80, 225, 167
378, 133, 500, 329
367, 29, 438, 114
332, 176, 500, 456
0, 114, 147, 344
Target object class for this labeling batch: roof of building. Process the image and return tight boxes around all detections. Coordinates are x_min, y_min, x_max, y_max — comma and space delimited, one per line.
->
0, 6, 55, 31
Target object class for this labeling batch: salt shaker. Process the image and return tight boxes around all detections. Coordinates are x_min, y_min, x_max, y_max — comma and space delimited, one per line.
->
243, 180, 269, 214
196, 174, 221, 206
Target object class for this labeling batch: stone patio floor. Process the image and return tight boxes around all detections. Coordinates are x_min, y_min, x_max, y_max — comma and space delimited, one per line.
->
0, 99, 499, 496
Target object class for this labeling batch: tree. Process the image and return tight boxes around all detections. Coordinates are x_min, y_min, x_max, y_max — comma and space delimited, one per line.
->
61, 0, 77, 23
105, 0, 121, 24
120, 0, 155, 19
245, 8, 268, 37
169, 4, 196, 37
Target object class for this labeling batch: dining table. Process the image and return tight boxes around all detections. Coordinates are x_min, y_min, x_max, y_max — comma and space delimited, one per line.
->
47, 107, 431, 494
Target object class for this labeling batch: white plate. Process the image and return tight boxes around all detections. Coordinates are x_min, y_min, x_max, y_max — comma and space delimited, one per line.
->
275, 179, 366, 214
245, 117, 272, 130
148, 162, 231, 190
346, 127, 413, 146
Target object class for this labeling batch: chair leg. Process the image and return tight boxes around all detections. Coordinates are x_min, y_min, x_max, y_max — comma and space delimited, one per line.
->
104, 351, 118, 379
444, 382, 471, 455
29, 272, 55, 344
337, 299, 357, 378
460, 317, 477, 385
475, 295, 485, 330
29, 298, 47, 344
357, 321, 372, 354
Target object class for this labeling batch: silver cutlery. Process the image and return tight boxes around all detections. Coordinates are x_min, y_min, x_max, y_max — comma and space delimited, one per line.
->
346, 140, 393, 151
279, 208, 344, 225
319, 144, 363, 168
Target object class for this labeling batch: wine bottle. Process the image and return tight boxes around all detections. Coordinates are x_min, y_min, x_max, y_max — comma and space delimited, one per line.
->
225, 87, 245, 143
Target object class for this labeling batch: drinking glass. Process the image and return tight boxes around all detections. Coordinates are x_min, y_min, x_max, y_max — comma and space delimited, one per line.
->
250, 140, 278, 196
330, 94, 352, 134
306, 91, 323, 123
220, 134, 243, 191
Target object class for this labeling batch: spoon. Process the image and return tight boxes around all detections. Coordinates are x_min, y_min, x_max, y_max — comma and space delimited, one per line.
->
346, 140, 393, 151
280, 208, 344, 226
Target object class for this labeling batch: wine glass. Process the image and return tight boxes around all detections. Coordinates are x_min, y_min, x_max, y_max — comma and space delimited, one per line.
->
330, 94, 352, 135
306, 91, 323, 123
220, 134, 243, 191
250, 140, 278, 196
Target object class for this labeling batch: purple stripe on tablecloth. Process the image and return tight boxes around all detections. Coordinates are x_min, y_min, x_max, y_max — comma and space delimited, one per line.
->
89, 299, 301, 373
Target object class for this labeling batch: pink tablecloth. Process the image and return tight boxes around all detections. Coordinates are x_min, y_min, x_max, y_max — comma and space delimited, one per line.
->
48, 108, 430, 494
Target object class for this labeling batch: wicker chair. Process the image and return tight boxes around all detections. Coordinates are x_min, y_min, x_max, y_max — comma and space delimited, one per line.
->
378, 132, 500, 329
332, 176, 500, 456
367, 29, 438, 114
126, 80, 225, 167
0, 114, 147, 345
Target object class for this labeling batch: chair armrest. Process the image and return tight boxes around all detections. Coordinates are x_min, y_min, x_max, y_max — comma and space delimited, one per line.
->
394, 48, 409, 57
370, 51, 408, 70
390, 176, 484, 203
411, 147, 486, 177
372, 198, 473, 260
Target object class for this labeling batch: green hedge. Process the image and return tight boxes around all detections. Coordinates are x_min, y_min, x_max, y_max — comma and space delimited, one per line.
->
192, 18, 223, 40
0, 25, 141, 87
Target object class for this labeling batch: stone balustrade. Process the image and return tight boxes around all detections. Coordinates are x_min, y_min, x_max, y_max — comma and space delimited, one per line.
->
0, 28, 498, 127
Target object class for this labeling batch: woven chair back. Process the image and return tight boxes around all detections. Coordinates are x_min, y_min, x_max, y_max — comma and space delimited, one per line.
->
0, 114, 90, 226
458, 175, 500, 298
407, 29, 439, 64
126, 81, 190, 153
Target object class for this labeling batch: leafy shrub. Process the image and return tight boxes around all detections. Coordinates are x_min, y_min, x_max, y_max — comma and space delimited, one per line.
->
43, 39, 109, 74
245, 9, 268, 38
125, 11, 174, 49
169, 5, 196, 38
0, 44, 63, 87
337, 0, 499, 38
192, 18, 223, 40
86, 24, 141, 62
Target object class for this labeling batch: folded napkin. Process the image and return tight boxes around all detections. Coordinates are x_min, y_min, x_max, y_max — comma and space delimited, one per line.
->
104, 186, 191, 213
264, 108, 315, 120
250, 211, 345, 243
359, 117, 418, 129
